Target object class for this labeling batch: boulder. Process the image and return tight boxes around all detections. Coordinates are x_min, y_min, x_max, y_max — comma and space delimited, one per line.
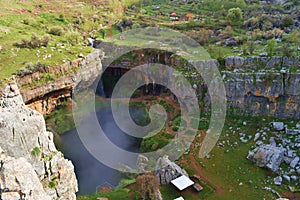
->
155, 155, 188, 185
272, 122, 285, 131
269, 137, 277, 146
290, 157, 299, 168
254, 133, 261, 141
0, 148, 51, 200
274, 176, 283, 185
247, 144, 285, 172
286, 128, 300, 135
283, 175, 290, 182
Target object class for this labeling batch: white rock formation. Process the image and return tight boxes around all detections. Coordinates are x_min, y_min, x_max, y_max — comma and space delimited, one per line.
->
247, 144, 284, 172
0, 82, 78, 199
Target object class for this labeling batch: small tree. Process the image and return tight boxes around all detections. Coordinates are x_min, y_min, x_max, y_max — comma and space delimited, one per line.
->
137, 174, 160, 200
227, 8, 243, 25
266, 39, 277, 57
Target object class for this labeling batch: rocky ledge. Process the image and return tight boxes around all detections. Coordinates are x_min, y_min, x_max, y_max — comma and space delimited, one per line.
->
0, 82, 78, 200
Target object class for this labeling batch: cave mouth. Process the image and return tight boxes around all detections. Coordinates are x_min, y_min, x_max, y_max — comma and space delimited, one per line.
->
97, 66, 174, 98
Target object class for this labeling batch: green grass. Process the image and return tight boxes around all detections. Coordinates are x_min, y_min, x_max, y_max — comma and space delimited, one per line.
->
161, 184, 214, 200
190, 114, 299, 200
77, 188, 130, 200
0, 0, 123, 81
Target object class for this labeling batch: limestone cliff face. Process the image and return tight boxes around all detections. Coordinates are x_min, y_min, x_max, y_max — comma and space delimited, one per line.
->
11, 46, 300, 119
104, 51, 300, 119
224, 71, 300, 118
15, 49, 103, 115
0, 83, 78, 199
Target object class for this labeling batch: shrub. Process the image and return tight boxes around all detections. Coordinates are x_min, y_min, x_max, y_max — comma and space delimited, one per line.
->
137, 174, 160, 200
185, 29, 213, 45
242, 42, 248, 56
288, 30, 299, 45
247, 40, 256, 54
264, 28, 284, 39
65, 29, 81, 45
281, 43, 294, 57
227, 7, 243, 25
48, 180, 57, 188
266, 39, 277, 57
31, 146, 41, 156
282, 17, 294, 28
249, 29, 263, 40
14, 33, 51, 49
49, 26, 64, 36
14, 62, 46, 77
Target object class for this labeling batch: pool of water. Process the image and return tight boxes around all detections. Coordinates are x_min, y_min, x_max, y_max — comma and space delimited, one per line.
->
59, 106, 141, 195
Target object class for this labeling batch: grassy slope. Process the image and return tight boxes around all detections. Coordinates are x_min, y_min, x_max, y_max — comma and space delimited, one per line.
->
0, 0, 104, 80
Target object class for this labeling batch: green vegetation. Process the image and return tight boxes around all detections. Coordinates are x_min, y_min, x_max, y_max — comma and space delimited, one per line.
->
140, 129, 173, 152
77, 188, 130, 200
48, 180, 57, 189
227, 7, 243, 25
266, 38, 277, 57
31, 146, 41, 156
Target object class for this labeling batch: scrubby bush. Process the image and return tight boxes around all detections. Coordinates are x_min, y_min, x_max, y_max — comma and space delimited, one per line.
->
281, 17, 294, 28
185, 29, 214, 45
288, 30, 299, 45
65, 29, 81, 45
14, 33, 51, 49
48, 26, 64, 36
266, 39, 277, 57
247, 41, 256, 54
248, 29, 263, 40
280, 43, 294, 57
137, 174, 160, 200
227, 7, 243, 25
14, 62, 46, 77
264, 28, 284, 39
31, 146, 41, 156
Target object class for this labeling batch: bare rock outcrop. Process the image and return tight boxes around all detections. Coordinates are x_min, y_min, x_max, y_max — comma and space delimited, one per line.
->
0, 82, 78, 199
0, 147, 52, 200
247, 144, 285, 172
155, 155, 188, 185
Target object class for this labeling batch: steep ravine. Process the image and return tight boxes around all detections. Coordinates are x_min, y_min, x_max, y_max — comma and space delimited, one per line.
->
0, 49, 299, 199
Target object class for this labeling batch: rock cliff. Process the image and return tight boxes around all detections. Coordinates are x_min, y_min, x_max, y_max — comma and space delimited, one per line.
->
103, 50, 300, 119
15, 49, 103, 115
0, 82, 78, 199
6, 46, 300, 119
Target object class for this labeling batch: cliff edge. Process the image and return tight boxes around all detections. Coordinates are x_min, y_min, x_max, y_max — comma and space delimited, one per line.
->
0, 82, 78, 200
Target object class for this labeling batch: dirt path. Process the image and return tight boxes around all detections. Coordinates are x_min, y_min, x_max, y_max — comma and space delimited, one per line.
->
178, 131, 224, 196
